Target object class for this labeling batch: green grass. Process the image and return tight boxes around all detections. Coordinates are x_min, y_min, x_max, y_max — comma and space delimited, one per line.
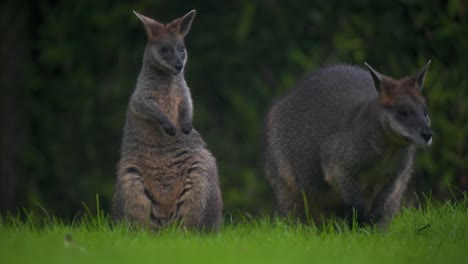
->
1, 197, 466, 264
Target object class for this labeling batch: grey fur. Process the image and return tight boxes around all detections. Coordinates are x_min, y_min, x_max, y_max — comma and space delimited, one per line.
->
264, 63, 432, 227
112, 10, 222, 231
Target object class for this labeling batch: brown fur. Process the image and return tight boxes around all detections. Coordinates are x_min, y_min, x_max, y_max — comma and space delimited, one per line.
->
112, 10, 222, 231
379, 76, 425, 106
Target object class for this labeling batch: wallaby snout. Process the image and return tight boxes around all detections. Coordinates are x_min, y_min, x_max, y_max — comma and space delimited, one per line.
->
174, 63, 183, 72
420, 127, 433, 146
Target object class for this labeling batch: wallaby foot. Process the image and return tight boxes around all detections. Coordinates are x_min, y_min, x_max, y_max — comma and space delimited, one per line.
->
113, 170, 155, 229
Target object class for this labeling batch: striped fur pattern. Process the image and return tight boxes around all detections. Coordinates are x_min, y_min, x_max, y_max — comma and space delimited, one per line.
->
112, 10, 222, 231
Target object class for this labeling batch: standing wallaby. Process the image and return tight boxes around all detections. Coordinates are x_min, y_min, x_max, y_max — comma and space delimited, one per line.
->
264, 61, 432, 227
112, 10, 222, 231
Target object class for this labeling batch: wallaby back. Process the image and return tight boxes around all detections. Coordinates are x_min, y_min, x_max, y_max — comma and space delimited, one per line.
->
112, 10, 222, 231
265, 62, 432, 227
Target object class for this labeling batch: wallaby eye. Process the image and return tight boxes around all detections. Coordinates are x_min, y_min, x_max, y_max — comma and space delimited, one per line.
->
160, 46, 170, 54
180, 47, 185, 53
398, 109, 408, 118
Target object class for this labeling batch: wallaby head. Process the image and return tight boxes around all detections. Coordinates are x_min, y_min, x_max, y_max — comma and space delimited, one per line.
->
133, 10, 196, 75
365, 61, 432, 147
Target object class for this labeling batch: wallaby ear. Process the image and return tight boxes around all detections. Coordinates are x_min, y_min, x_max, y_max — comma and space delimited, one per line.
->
416, 60, 431, 91
133, 10, 161, 37
364, 62, 384, 93
179, 10, 196, 37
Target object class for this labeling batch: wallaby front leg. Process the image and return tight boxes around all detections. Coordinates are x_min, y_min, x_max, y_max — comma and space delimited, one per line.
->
324, 167, 367, 223
130, 97, 176, 136
368, 175, 410, 228
364, 185, 400, 228
178, 97, 193, 134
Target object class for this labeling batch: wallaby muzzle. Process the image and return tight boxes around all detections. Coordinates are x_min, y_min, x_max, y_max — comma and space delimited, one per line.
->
420, 127, 433, 146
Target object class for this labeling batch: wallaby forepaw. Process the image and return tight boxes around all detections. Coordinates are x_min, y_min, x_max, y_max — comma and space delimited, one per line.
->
181, 122, 193, 134
163, 123, 177, 136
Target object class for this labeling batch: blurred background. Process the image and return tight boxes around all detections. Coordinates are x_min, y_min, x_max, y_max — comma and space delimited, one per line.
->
0, 0, 466, 219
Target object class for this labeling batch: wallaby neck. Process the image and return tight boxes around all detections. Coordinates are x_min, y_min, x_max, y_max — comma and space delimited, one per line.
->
137, 59, 185, 91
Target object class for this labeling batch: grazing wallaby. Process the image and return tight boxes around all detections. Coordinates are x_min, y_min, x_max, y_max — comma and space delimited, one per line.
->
112, 10, 222, 231
264, 61, 432, 227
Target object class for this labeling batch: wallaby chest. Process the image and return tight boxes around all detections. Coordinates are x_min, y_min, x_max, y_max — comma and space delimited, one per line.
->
151, 85, 184, 125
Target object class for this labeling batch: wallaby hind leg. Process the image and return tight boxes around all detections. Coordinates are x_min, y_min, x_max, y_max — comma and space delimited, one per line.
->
172, 150, 220, 230
275, 181, 304, 219
172, 171, 207, 228
201, 178, 223, 231
265, 153, 303, 218
112, 171, 154, 229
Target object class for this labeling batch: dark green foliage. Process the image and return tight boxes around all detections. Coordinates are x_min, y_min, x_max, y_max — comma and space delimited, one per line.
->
4, 0, 466, 217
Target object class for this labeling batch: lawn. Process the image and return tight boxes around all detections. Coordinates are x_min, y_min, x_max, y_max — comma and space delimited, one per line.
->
0, 197, 466, 264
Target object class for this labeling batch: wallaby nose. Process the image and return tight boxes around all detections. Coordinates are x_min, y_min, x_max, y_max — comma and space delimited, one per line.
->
420, 129, 433, 143
175, 64, 183, 72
